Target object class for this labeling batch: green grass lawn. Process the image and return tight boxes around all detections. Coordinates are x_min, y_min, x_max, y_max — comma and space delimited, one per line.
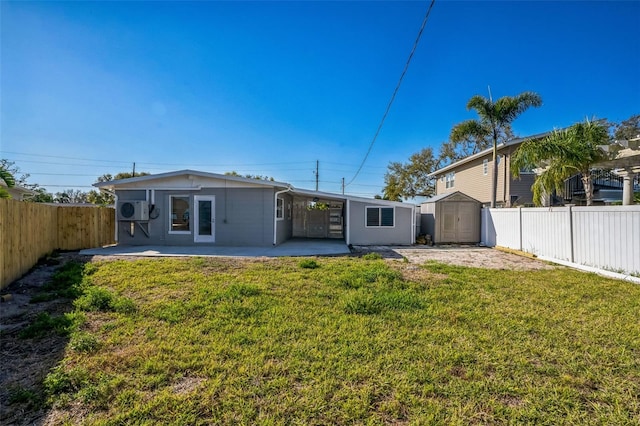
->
32, 256, 640, 424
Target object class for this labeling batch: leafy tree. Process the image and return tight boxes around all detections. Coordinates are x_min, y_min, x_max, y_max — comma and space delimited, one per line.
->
611, 113, 640, 141
224, 171, 275, 181
87, 171, 151, 205
87, 190, 113, 205
451, 91, 542, 207
512, 119, 609, 206
382, 148, 439, 200
30, 188, 54, 203
1, 159, 56, 201
55, 189, 88, 204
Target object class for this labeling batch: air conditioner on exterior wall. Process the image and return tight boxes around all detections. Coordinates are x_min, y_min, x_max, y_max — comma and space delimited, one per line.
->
117, 200, 149, 221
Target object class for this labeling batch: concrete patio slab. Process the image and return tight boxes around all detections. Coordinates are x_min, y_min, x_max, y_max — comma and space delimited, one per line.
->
80, 239, 351, 258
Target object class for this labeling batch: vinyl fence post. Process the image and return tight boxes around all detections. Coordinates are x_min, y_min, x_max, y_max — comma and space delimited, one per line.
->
518, 206, 523, 252
568, 206, 574, 263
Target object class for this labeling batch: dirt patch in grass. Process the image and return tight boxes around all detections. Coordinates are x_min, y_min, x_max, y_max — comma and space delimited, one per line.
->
353, 245, 555, 270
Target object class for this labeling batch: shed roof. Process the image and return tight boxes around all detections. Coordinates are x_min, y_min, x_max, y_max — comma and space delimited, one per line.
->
421, 191, 481, 204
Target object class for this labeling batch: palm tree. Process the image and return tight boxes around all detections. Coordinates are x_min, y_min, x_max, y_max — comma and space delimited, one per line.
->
0, 167, 16, 199
450, 91, 542, 207
511, 119, 609, 206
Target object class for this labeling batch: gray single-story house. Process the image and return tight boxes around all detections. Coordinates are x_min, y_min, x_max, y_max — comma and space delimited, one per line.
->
94, 170, 416, 247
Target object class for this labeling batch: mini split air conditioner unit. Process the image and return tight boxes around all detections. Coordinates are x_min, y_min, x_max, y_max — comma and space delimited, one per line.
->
117, 200, 149, 221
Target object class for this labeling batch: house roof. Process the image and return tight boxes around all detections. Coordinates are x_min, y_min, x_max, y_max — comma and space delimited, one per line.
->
428, 129, 555, 177
93, 169, 291, 191
94, 169, 415, 209
0, 181, 36, 199
290, 187, 415, 209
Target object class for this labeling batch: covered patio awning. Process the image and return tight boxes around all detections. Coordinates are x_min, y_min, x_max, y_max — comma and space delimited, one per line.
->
596, 138, 640, 205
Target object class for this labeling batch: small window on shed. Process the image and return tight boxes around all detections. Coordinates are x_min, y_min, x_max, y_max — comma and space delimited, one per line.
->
366, 207, 394, 227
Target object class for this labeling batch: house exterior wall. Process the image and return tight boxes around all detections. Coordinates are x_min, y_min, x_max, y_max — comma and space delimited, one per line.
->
509, 173, 536, 206
419, 202, 436, 238
434, 148, 535, 207
116, 187, 281, 246
434, 154, 506, 205
275, 193, 293, 245
348, 200, 414, 245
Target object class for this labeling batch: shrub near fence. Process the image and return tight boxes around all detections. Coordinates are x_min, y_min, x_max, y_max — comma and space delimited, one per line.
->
0, 199, 115, 289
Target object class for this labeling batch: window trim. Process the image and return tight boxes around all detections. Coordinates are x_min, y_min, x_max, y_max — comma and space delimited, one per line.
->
276, 197, 284, 221
445, 171, 455, 189
365, 206, 395, 228
169, 194, 192, 235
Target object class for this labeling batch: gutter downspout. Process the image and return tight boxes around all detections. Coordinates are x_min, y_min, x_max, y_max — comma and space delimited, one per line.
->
273, 186, 293, 245
411, 205, 416, 244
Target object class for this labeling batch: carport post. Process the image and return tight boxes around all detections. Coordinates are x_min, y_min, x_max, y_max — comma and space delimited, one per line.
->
345, 199, 350, 245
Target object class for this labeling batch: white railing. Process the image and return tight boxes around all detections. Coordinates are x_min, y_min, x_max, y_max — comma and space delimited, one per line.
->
481, 206, 640, 277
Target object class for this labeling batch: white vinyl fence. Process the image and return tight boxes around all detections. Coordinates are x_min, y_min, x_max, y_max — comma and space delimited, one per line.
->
481, 206, 640, 277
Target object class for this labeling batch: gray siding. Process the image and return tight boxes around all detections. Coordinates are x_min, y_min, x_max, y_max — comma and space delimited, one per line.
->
420, 202, 436, 238
117, 190, 147, 202
275, 193, 293, 245
348, 201, 413, 245
116, 187, 278, 246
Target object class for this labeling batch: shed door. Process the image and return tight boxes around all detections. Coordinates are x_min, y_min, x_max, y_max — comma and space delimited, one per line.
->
440, 203, 457, 242
457, 203, 478, 243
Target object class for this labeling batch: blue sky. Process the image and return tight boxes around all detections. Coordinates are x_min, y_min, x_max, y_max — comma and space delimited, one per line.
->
1, 0, 639, 197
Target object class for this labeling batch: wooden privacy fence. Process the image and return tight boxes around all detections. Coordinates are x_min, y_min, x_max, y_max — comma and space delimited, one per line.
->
481, 206, 640, 278
0, 199, 115, 289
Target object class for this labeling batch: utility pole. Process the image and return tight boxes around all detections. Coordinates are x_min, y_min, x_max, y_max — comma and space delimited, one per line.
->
315, 160, 319, 191
342, 177, 345, 195
132, 162, 136, 176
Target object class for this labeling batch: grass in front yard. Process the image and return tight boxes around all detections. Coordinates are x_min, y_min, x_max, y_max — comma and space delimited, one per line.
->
42, 257, 639, 424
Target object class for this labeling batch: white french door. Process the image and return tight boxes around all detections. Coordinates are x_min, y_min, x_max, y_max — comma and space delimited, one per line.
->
194, 196, 215, 243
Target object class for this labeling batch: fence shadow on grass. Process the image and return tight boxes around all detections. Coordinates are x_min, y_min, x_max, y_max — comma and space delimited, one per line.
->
0, 253, 89, 425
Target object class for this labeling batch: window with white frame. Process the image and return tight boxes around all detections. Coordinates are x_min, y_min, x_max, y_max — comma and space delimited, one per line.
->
170, 195, 190, 232
276, 198, 284, 219
483, 159, 488, 175
366, 207, 394, 227
445, 172, 455, 189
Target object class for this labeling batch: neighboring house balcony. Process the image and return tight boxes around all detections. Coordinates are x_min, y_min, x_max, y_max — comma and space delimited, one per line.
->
563, 170, 640, 205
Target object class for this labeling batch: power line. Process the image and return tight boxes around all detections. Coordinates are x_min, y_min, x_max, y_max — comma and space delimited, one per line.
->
345, 0, 436, 187
1, 150, 313, 169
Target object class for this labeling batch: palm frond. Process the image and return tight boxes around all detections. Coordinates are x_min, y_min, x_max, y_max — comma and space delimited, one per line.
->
0, 169, 16, 188
450, 119, 490, 144
466, 95, 494, 123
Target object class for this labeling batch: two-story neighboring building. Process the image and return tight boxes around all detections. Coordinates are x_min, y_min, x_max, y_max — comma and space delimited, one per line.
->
428, 131, 552, 207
